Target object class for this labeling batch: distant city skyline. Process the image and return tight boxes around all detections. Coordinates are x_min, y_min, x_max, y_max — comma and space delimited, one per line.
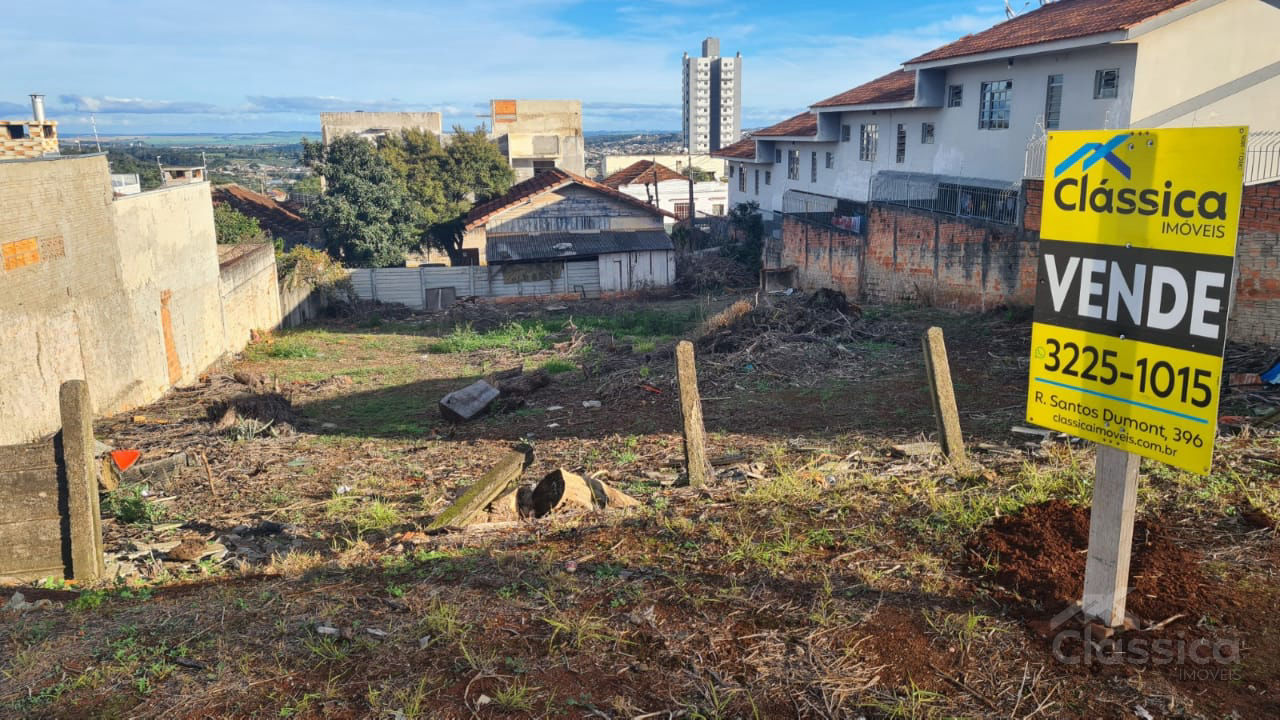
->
1, 0, 1005, 135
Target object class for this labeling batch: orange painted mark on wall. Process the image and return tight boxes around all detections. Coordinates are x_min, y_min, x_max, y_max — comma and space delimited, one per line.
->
493, 99, 517, 122
2, 237, 40, 271
160, 290, 183, 384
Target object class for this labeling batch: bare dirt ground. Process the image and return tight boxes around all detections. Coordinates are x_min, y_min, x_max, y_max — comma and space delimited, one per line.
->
2, 291, 1278, 719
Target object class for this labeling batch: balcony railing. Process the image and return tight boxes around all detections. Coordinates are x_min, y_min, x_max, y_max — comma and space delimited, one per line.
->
1026, 130, 1280, 185
871, 171, 1020, 226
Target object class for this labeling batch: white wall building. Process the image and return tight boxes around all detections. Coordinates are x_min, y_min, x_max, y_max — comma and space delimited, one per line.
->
682, 37, 742, 153
601, 160, 729, 224
716, 0, 1280, 214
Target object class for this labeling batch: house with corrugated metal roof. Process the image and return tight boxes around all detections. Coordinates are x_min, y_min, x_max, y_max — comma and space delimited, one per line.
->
437, 167, 677, 292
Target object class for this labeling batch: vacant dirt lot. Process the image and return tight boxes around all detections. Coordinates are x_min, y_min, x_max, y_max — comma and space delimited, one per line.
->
2, 292, 1277, 719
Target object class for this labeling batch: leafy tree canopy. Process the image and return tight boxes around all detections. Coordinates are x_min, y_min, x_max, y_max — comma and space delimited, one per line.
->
213, 203, 267, 244
302, 135, 421, 268
376, 125, 514, 261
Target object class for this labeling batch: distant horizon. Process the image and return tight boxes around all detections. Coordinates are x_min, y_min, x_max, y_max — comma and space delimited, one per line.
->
53, 128, 689, 147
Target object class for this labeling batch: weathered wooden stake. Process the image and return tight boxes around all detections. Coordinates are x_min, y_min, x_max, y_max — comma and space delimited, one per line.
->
676, 340, 711, 488
922, 327, 967, 467
1082, 446, 1141, 626
59, 380, 104, 581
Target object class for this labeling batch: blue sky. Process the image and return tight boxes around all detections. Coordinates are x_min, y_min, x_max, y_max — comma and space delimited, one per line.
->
0, 0, 1005, 137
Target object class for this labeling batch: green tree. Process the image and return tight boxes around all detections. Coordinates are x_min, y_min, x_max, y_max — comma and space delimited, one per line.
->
376, 125, 514, 262
377, 128, 450, 226
302, 136, 421, 268
213, 204, 266, 244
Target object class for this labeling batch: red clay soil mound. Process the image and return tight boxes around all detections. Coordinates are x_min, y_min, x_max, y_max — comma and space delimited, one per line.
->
964, 500, 1222, 621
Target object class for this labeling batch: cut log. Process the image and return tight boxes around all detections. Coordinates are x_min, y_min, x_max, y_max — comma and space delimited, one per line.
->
497, 369, 551, 397
588, 476, 640, 509
484, 486, 534, 522
427, 446, 533, 531
530, 468, 639, 517
439, 380, 500, 423
490, 366, 525, 382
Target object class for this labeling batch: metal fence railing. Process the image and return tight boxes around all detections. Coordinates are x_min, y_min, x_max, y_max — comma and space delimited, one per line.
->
1025, 130, 1280, 186
1024, 135, 1047, 179
782, 189, 868, 234
870, 171, 1020, 226
1245, 130, 1280, 185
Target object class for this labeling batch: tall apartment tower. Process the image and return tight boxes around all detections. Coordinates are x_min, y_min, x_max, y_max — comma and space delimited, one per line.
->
682, 37, 741, 153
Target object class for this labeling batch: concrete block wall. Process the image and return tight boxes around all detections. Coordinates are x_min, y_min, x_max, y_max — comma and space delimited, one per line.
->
0, 121, 59, 159
1230, 181, 1280, 344
219, 244, 283, 350
0, 154, 251, 443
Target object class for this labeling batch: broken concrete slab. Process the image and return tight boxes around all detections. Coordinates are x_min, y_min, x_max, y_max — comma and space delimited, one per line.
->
439, 380, 500, 423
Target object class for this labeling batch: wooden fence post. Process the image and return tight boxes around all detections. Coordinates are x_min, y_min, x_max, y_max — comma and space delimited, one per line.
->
676, 340, 711, 488
59, 380, 104, 581
1082, 446, 1141, 626
922, 327, 967, 467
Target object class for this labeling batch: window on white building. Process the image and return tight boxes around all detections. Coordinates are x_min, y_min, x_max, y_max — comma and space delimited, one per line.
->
947, 84, 963, 107
787, 150, 800, 180
712, 203, 724, 215
978, 80, 1012, 129
675, 202, 690, 219
774, 148, 782, 164
859, 124, 878, 162
1094, 69, 1119, 99
739, 167, 746, 192
810, 152, 818, 182
825, 151, 835, 169
765, 170, 771, 185
754, 169, 759, 194
841, 124, 851, 142
1045, 74, 1063, 129
896, 124, 906, 163
921, 122, 935, 144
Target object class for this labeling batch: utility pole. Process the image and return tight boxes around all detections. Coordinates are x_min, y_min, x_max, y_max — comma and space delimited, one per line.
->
686, 145, 695, 224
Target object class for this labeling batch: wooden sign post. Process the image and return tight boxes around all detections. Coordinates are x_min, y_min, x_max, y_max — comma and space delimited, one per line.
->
1027, 127, 1246, 626
1081, 446, 1141, 626
676, 341, 711, 488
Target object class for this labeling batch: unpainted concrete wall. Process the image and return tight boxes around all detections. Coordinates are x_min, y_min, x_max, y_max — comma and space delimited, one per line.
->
0, 154, 247, 443
320, 112, 444, 145
219, 243, 283, 348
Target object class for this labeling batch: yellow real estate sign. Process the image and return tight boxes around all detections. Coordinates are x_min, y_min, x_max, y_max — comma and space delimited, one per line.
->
1027, 127, 1248, 474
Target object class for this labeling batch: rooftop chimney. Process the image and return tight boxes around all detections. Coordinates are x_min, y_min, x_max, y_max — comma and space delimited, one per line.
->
30, 94, 45, 123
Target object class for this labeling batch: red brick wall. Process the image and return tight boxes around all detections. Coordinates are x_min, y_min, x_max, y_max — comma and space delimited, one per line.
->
776, 179, 1280, 342
780, 207, 1038, 309
1230, 181, 1280, 344
779, 218, 864, 298
1022, 179, 1043, 233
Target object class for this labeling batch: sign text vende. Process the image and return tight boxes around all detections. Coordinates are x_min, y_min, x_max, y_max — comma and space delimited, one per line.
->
1028, 127, 1247, 474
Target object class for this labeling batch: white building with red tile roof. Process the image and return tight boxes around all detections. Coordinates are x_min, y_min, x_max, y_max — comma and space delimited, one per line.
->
717, 0, 1279, 215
